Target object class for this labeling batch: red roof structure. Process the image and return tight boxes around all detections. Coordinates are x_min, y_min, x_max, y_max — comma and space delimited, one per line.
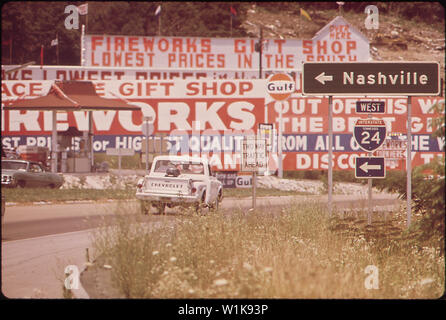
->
3, 80, 140, 111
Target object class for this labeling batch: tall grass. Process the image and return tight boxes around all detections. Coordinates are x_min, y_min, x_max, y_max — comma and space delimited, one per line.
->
1, 187, 134, 203
91, 202, 444, 299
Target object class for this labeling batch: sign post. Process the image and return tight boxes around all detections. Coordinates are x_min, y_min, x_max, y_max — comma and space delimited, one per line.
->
303, 62, 440, 227
241, 136, 267, 210
106, 148, 135, 175
266, 73, 295, 178
142, 116, 154, 172
353, 116, 387, 224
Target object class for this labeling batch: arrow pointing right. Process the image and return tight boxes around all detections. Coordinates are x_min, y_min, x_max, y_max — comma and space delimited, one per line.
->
359, 162, 381, 173
315, 72, 333, 85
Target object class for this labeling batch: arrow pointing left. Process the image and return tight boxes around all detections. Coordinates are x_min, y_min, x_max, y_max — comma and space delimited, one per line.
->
359, 162, 381, 173
315, 72, 333, 85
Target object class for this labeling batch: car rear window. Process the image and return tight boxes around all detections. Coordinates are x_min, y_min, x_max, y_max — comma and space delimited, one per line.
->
154, 160, 204, 174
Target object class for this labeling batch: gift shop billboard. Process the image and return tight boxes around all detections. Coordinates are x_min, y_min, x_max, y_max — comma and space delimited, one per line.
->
81, 16, 369, 70
2, 79, 444, 171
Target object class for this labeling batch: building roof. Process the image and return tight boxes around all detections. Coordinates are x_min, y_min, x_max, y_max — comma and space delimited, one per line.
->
3, 80, 140, 111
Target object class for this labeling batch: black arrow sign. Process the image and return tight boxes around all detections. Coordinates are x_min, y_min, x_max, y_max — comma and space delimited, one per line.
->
302, 62, 440, 96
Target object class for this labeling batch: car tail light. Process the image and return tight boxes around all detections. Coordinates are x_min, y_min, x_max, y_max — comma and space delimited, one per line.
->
191, 187, 197, 194
137, 183, 143, 188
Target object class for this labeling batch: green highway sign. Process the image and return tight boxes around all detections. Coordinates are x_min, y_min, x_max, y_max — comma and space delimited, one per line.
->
302, 62, 440, 96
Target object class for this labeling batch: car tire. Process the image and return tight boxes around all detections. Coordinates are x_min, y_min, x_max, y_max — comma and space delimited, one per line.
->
140, 200, 151, 215
195, 192, 209, 215
214, 189, 223, 211
157, 203, 166, 215
49, 184, 56, 189
17, 180, 26, 188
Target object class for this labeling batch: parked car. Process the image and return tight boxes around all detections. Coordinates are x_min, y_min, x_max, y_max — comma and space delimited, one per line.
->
136, 155, 223, 215
1, 159, 64, 188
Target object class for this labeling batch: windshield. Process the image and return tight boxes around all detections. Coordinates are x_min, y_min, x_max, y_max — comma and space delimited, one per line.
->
154, 160, 204, 175
2, 161, 28, 171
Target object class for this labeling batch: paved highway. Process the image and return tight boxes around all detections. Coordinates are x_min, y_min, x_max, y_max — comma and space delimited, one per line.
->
1, 194, 401, 298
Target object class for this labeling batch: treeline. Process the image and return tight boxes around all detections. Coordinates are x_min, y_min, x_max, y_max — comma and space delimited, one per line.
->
1, 1, 444, 66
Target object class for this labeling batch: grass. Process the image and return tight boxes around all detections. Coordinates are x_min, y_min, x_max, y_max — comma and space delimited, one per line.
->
1, 187, 134, 204
90, 201, 444, 299
1, 186, 306, 204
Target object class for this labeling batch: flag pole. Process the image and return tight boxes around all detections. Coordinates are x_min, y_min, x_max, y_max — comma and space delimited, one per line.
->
56, 33, 59, 65
230, 13, 233, 37
86, 2, 89, 32
158, 12, 161, 36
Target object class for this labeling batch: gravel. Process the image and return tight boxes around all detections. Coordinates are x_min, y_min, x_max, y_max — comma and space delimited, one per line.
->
61, 172, 386, 196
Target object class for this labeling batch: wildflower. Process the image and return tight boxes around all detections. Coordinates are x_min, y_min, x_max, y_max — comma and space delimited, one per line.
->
209, 259, 215, 265
152, 251, 159, 256
170, 256, 177, 263
243, 262, 253, 271
419, 278, 435, 286
263, 267, 273, 273
214, 279, 228, 286
188, 289, 195, 294
166, 243, 172, 248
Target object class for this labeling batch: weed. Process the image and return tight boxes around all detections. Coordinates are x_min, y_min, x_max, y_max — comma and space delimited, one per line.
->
91, 201, 444, 299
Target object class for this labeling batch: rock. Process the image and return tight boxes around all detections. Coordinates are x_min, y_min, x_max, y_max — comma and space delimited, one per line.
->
391, 30, 399, 38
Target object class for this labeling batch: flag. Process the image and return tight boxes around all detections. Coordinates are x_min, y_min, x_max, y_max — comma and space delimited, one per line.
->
51, 38, 58, 46
300, 8, 312, 21
155, 5, 161, 16
230, 6, 237, 17
77, 3, 88, 15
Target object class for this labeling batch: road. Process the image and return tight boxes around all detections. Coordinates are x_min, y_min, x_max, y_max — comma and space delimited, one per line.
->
1, 193, 401, 298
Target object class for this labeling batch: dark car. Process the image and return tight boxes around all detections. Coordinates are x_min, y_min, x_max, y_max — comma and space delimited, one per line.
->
1, 159, 64, 188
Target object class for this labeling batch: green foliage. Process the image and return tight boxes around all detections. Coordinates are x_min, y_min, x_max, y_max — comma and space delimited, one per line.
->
1, 1, 248, 65
3, 2, 444, 65
373, 158, 444, 247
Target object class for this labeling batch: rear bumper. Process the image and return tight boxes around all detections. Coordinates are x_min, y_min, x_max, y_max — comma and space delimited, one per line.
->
1, 181, 17, 188
135, 192, 200, 203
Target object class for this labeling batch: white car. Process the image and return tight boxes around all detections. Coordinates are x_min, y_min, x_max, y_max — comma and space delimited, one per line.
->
136, 155, 223, 215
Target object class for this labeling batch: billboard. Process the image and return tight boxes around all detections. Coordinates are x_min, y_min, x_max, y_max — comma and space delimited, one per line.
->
2, 80, 444, 171
81, 16, 369, 70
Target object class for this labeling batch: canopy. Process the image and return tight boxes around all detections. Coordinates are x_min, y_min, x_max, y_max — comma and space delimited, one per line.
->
3, 80, 140, 111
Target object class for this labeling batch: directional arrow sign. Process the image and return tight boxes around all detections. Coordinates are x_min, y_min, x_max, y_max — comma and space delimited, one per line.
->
359, 162, 382, 173
302, 62, 440, 95
355, 157, 386, 178
315, 72, 333, 85
353, 118, 387, 152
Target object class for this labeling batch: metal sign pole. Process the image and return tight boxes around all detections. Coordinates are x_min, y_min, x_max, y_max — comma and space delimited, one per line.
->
252, 170, 257, 210
407, 96, 412, 227
51, 111, 57, 173
145, 117, 149, 172
328, 96, 333, 216
278, 102, 283, 178
367, 113, 372, 225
